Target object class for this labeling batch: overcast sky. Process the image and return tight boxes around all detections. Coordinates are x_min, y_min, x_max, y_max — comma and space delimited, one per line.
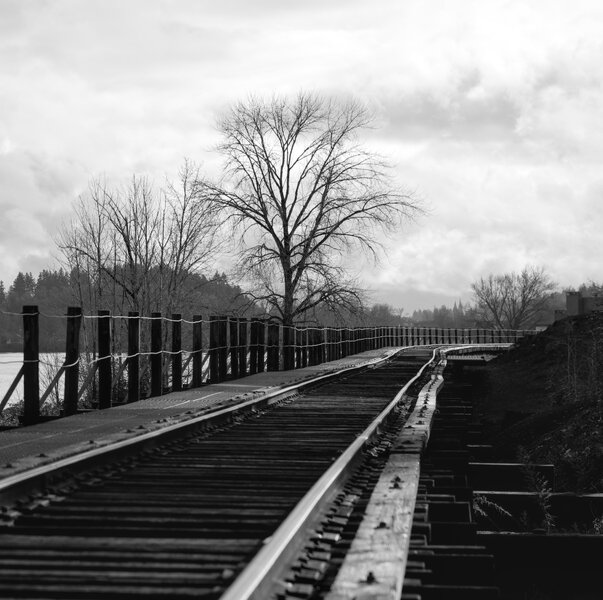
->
1, 0, 602, 313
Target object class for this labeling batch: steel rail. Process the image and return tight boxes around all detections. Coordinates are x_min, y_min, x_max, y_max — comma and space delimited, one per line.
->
0, 350, 399, 506
221, 347, 440, 600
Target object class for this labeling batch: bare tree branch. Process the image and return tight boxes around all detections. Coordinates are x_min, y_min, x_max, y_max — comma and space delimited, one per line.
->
197, 92, 422, 325
471, 266, 557, 329
56, 160, 222, 317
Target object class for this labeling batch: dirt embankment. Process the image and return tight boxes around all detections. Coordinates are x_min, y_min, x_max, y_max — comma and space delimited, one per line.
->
472, 314, 603, 493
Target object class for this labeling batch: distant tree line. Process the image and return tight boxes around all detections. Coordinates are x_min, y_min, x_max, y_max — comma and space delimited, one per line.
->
411, 301, 481, 328
0, 265, 577, 354
0, 268, 252, 352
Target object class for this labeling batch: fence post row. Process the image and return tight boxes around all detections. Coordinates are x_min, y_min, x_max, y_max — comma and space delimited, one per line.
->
7, 303, 537, 425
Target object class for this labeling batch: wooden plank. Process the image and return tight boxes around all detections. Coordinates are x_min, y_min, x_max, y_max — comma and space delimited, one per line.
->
325, 455, 420, 600
325, 363, 446, 600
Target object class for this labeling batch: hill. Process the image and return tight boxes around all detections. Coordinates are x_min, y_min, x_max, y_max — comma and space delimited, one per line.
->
473, 313, 603, 493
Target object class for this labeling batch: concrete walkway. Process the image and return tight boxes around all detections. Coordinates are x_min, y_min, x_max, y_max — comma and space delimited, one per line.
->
0, 348, 402, 479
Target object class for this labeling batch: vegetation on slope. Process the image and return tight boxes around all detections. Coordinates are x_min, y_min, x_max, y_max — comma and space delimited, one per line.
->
475, 313, 603, 493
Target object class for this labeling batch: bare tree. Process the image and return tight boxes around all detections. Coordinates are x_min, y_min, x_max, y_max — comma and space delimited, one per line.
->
199, 92, 421, 326
57, 160, 221, 317
471, 266, 556, 329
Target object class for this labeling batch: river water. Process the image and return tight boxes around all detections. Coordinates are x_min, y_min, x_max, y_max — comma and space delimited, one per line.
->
0, 353, 24, 406
0, 352, 66, 408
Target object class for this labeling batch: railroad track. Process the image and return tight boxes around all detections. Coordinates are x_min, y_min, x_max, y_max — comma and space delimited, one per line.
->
0, 348, 437, 599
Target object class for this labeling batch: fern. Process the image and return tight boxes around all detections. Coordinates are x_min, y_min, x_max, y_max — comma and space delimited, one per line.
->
518, 446, 556, 532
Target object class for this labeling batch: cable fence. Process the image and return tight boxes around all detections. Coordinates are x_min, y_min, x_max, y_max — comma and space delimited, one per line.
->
0, 305, 535, 425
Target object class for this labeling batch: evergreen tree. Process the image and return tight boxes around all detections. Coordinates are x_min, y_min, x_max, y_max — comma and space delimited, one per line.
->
6, 272, 36, 312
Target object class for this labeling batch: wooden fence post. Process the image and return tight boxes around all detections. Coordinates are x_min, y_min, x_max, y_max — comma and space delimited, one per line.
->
316, 328, 322, 362
294, 327, 302, 369
267, 321, 280, 371
283, 324, 294, 371
307, 328, 315, 366
22, 305, 39, 425
229, 318, 239, 379
63, 306, 82, 416
218, 316, 228, 382
249, 319, 258, 375
172, 314, 182, 392
128, 312, 140, 403
320, 328, 327, 363
257, 320, 266, 373
303, 327, 309, 365
98, 309, 112, 409
191, 315, 203, 388
238, 317, 248, 377
150, 312, 162, 397
209, 316, 219, 383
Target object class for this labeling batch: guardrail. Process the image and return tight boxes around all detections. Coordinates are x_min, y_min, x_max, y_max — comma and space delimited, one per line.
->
0, 305, 535, 425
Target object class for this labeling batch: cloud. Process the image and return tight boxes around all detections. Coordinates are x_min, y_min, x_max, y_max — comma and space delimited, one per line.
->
0, 149, 86, 281
1, 0, 603, 311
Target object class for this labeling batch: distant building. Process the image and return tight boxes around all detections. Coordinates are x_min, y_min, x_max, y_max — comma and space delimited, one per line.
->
564, 291, 603, 317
